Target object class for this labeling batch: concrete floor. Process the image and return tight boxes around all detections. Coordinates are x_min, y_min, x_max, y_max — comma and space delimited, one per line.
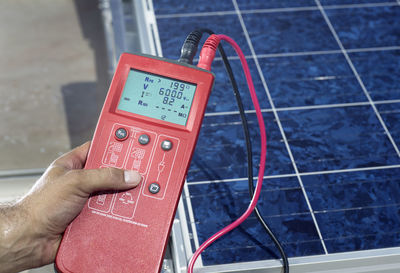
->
0, 1, 109, 270
0, 0, 109, 172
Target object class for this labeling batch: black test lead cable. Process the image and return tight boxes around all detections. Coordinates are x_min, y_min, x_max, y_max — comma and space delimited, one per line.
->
179, 29, 289, 273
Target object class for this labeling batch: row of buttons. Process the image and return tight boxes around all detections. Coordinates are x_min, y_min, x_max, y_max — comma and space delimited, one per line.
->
115, 127, 173, 151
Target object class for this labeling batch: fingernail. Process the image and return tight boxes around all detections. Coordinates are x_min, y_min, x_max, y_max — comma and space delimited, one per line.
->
124, 170, 142, 185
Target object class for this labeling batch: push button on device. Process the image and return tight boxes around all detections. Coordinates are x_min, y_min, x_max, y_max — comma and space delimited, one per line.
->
161, 140, 172, 151
115, 127, 128, 141
149, 183, 160, 194
138, 134, 150, 145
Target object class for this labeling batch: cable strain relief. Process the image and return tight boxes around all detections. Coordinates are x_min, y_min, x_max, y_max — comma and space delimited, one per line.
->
197, 34, 220, 71
178, 30, 204, 64
202, 34, 220, 51
185, 30, 203, 45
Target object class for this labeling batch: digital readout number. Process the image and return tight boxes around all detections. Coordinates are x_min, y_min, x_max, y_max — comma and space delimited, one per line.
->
159, 82, 185, 106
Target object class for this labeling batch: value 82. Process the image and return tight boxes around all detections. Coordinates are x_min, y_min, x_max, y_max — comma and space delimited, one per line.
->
159, 87, 183, 105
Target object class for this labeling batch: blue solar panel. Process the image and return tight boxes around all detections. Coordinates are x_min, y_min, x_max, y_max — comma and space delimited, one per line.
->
153, 0, 400, 267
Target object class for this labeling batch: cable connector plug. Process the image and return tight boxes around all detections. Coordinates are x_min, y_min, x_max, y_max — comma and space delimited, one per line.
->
197, 34, 220, 71
178, 30, 203, 64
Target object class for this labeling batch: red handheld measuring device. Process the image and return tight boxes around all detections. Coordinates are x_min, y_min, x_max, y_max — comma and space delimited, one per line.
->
55, 53, 214, 272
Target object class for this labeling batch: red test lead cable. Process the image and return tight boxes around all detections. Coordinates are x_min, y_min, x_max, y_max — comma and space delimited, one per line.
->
189, 34, 267, 273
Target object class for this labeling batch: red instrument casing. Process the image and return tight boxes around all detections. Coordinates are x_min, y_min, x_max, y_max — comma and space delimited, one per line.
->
55, 53, 214, 273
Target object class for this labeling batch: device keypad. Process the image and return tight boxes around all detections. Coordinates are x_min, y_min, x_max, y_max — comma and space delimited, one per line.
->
90, 123, 179, 219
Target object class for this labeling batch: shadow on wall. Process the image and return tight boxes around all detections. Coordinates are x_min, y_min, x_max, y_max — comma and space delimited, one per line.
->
61, 82, 100, 147
62, 0, 110, 147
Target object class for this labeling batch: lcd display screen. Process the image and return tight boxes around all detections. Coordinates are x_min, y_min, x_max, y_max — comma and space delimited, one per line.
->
117, 69, 197, 126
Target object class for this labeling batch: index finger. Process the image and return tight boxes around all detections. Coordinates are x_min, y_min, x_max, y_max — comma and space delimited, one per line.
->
52, 141, 91, 170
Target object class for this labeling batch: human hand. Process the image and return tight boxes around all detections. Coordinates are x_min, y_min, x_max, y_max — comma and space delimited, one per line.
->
0, 142, 142, 273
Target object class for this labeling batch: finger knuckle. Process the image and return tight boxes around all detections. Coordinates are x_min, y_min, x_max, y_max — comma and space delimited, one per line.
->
65, 169, 83, 181
107, 167, 123, 183
44, 165, 64, 177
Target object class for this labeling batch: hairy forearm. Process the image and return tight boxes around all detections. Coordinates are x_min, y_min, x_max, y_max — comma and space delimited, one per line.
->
0, 202, 44, 273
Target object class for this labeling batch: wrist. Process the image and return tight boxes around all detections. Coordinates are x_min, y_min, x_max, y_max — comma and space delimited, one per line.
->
0, 202, 45, 273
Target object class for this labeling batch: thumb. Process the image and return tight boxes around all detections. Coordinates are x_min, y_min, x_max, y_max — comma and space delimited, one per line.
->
68, 168, 142, 194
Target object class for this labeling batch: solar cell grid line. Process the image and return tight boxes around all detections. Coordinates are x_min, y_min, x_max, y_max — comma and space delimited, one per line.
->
198, 46, 400, 69
237, 2, 399, 13
315, 0, 400, 158
210, 99, 400, 117
315, 202, 400, 215
231, 0, 329, 255
155, 2, 398, 18
246, 45, 400, 59
300, 163, 400, 177
238, 3, 398, 14
203, 99, 400, 117
207, 46, 400, 62
322, 1, 399, 9
187, 163, 400, 186
187, 174, 299, 186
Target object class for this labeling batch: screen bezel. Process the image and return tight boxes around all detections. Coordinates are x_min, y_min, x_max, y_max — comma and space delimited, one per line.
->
113, 61, 207, 132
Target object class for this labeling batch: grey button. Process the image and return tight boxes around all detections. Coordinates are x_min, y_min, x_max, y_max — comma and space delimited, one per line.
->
149, 183, 160, 194
161, 140, 172, 151
138, 134, 150, 145
115, 128, 128, 140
